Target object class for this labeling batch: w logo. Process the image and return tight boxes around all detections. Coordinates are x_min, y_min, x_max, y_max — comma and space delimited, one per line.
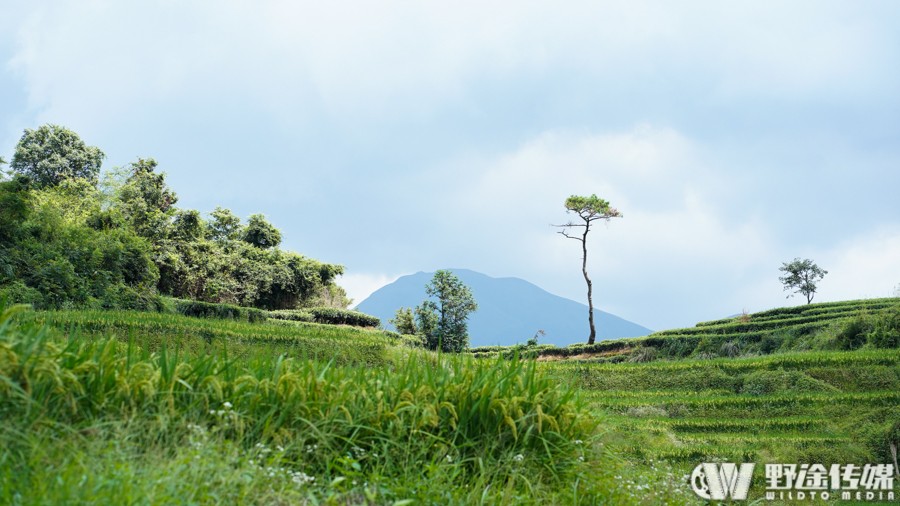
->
691, 463, 756, 500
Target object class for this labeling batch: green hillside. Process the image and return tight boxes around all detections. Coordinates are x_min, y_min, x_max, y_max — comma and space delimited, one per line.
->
470, 297, 900, 361
2, 298, 898, 504
0, 303, 658, 505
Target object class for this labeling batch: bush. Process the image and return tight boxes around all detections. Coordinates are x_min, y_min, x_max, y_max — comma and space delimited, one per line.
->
833, 315, 870, 350
868, 306, 900, 348
628, 346, 658, 363
173, 299, 263, 324
740, 369, 838, 396
100, 284, 166, 312
266, 309, 314, 323
308, 307, 380, 328
0, 281, 43, 307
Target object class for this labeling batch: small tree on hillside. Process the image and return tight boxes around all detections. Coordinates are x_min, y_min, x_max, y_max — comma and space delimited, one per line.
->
390, 307, 417, 335
553, 194, 622, 345
415, 270, 478, 352
778, 258, 827, 304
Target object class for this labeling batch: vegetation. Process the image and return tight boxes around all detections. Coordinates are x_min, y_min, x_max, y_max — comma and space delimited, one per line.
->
467, 297, 900, 363
0, 303, 675, 505
390, 306, 417, 335
779, 257, 828, 304
10, 124, 105, 188
414, 270, 478, 353
0, 124, 349, 313
547, 348, 900, 473
553, 194, 622, 345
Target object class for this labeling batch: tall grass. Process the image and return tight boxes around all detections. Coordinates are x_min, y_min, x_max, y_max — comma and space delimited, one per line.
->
1, 304, 667, 504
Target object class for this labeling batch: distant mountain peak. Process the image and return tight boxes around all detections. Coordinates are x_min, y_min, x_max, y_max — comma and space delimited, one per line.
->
356, 268, 651, 347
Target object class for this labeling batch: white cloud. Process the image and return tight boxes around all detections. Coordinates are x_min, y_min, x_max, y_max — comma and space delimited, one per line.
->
433, 125, 778, 329
340, 272, 401, 308
9, 0, 896, 131
817, 227, 900, 301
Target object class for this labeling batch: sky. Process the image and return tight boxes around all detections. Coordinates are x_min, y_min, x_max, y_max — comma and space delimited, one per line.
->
2, 1, 899, 331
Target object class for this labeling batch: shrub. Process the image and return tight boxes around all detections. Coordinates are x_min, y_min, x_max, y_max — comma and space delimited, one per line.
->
833, 314, 870, 350
308, 307, 380, 328
720, 341, 742, 358
0, 281, 43, 307
266, 309, 314, 323
868, 305, 900, 348
173, 299, 263, 324
628, 346, 658, 363
740, 369, 838, 396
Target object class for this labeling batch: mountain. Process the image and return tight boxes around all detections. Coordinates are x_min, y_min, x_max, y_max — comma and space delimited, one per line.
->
355, 269, 652, 347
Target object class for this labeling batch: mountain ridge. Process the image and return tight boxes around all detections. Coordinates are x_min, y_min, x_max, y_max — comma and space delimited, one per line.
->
355, 268, 652, 347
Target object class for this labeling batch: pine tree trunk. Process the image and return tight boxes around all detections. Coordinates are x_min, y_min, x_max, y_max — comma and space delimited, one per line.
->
582, 223, 596, 344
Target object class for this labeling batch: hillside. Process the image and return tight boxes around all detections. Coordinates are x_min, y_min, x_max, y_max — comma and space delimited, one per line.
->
483, 296, 900, 362
356, 269, 652, 347
3, 297, 897, 504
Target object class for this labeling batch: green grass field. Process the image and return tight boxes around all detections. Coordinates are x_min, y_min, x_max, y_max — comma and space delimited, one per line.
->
2, 298, 898, 504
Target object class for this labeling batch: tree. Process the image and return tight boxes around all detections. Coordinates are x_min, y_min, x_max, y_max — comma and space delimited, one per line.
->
415, 270, 478, 352
10, 124, 105, 188
390, 307, 417, 335
171, 209, 204, 241
242, 214, 282, 249
554, 194, 622, 345
0, 156, 9, 181
207, 207, 242, 242
116, 158, 178, 242
778, 258, 827, 304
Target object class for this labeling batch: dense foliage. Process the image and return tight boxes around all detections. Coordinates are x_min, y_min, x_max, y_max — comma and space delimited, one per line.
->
0, 124, 349, 312
10, 124, 105, 188
413, 270, 478, 352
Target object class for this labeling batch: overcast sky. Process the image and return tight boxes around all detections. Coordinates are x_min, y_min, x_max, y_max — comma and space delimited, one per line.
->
2, 1, 899, 330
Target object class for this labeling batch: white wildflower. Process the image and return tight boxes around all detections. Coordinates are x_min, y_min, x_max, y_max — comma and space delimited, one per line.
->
513, 454, 524, 462
223, 401, 233, 410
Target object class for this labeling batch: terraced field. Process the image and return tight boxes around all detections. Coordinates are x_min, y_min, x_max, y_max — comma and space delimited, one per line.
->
512, 297, 900, 361
550, 350, 900, 468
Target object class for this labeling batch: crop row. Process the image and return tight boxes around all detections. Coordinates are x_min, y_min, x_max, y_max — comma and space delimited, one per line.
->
694, 298, 897, 327
654, 313, 852, 337
635, 416, 824, 433
551, 349, 900, 373
588, 391, 900, 410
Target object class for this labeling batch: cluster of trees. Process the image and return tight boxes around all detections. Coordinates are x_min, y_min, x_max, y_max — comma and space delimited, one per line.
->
0, 124, 347, 311
391, 270, 478, 352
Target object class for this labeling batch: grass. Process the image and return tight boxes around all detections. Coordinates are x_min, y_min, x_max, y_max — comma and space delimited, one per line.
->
544, 348, 900, 496
4, 298, 899, 504
0, 303, 697, 505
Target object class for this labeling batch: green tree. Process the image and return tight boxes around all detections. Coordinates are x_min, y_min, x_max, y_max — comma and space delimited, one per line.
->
242, 214, 282, 249
0, 156, 9, 181
415, 270, 477, 352
10, 125, 105, 188
116, 158, 178, 242
554, 194, 622, 345
207, 207, 242, 242
779, 258, 827, 304
390, 307, 417, 335
171, 209, 205, 241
